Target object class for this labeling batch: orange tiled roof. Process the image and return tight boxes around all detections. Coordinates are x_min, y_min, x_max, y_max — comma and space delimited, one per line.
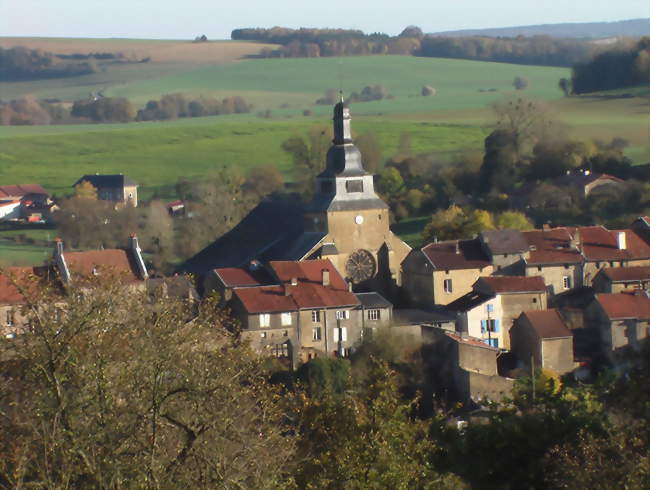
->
421, 239, 491, 271
479, 275, 546, 293
0, 184, 48, 199
523, 228, 583, 265
595, 292, 650, 320
600, 266, 650, 282
521, 309, 572, 338
577, 226, 650, 262
64, 249, 140, 282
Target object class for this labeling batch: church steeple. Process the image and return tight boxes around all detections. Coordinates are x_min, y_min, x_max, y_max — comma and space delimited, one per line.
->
321, 98, 367, 177
332, 96, 352, 145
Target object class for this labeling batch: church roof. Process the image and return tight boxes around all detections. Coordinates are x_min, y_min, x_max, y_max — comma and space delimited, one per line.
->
179, 197, 307, 274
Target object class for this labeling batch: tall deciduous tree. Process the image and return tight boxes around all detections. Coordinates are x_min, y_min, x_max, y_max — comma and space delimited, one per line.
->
0, 282, 296, 488
281, 127, 330, 198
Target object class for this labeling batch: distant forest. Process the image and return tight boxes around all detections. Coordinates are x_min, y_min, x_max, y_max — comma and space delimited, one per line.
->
431, 18, 650, 39
572, 37, 650, 93
232, 26, 615, 67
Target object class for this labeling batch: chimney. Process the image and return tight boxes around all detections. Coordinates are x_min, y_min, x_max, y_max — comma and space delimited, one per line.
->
542, 223, 551, 231
128, 234, 149, 280
570, 229, 581, 251
322, 268, 330, 287
617, 231, 626, 250
55, 237, 64, 257
290, 277, 298, 286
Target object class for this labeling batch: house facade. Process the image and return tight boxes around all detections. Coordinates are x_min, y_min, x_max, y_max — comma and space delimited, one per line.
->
402, 238, 493, 307
510, 309, 575, 375
73, 174, 139, 207
592, 266, 650, 294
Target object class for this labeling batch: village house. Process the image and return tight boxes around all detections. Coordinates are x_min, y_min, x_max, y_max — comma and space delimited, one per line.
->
510, 309, 575, 375
356, 291, 393, 333
521, 227, 583, 295
401, 238, 493, 307
478, 229, 529, 275
584, 291, 650, 363
424, 328, 514, 404
73, 174, 139, 207
592, 266, 650, 293
553, 170, 627, 197
0, 184, 53, 222
0, 268, 32, 338
52, 235, 148, 289
577, 226, 650, 286
227, 259, 363, 364
448, 276, 548, 350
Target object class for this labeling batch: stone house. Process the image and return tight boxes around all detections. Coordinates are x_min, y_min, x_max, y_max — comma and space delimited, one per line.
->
424, 328, 514, 404
227, 259, 362, 364
0, 268, 31, 338
510, 309, 575, 375
52, 235, 148, 289
73, 174, 139, 207
585, 292, 650, 362
592, 266, 650, 293
355, 291, 393, 333
479, 229, 529, 275
577, 226, 650, 286
448, 276, 548, 350
522, 228, 583, 295
401, 238, 493, 308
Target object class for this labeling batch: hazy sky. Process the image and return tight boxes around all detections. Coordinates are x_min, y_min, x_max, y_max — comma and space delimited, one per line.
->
1, 0, 648, 39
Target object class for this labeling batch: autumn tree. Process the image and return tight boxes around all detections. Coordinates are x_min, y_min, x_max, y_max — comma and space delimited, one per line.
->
421, 205, 494, 243
281, 127, 330, 198
355, 131, 383, 174
74, 180, 98, 200
0, 281, 296, 488
141, 200, 175, 274
495, 210, 533, 230
245, 164, 284, 200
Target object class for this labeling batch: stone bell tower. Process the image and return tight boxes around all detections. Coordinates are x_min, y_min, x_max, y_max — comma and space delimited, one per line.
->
303, 98, 411, 294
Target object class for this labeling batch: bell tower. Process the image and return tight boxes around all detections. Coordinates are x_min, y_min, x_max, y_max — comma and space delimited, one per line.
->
303, 99, 411, 294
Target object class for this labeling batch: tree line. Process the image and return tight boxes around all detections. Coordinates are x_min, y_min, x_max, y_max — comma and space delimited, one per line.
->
0, 93, 252, 125
1, 277, 648, 488
232, 26, 610, 67
571, 37, 650, 93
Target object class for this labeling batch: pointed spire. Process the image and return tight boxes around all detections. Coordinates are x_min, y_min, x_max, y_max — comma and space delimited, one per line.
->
332, 96, 352, 145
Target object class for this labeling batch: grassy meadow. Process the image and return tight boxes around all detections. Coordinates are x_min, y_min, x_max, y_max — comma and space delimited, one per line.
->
0, 37, 648, 265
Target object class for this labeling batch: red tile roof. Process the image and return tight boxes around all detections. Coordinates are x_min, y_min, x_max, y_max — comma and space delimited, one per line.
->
478, 276, 547, 294
64, 249, 140, 282
600, 266, 650, 282
523, 228, 583, 265
214, 267, 268, 287
269, 259, 349, 290
521, 309, 572, 338
421, 239, 491, 271
577, 226, 650, 262
595, 292, 650, 320
445, 331, 498, 350
0, 184, 48, 199
0, 267, 44, 304
234, 260, 359, 313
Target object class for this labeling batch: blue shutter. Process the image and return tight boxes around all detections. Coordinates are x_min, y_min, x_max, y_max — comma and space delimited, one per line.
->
488, 338, 499, 348
480, 320, 486, 333
494, 319, 501, 333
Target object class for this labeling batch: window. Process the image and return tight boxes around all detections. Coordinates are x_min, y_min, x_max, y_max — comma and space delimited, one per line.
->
563, 275, 572, 290
6, 309, 15, 326
272, 343, 289, 358
312, 327, 322, 341
333, 327, 348, 342
481, 319, 500, 333
537, 266, 542, 272
443, 279, 453, 293
259, 313, 270, 327
281, 312, 292, 326
564, 264, 569, 269
345, 179, 364, 193
311, 310, 321, 323
486, 338, 499, 348
367, 309, 381, 321
533, 298, 537, 303
282, 330, 289, 337
336, 310, 350, 320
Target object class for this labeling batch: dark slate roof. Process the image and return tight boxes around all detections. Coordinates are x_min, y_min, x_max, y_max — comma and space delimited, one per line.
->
74, 174, 137, 188
480, 229, 529, 255
355, 292, 392, 309
421, 238, 491, 271
393, 308, 456, 326
446, 290, 493, 313
179, 197, 306, 275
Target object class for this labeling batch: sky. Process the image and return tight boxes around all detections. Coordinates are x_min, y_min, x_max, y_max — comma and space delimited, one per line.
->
1, 0, 648, 39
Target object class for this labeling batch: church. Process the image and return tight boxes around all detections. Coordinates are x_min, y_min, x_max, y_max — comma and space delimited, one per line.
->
181, 99, 411, 297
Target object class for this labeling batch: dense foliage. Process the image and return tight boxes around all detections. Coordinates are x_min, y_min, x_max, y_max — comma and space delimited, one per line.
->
0, 47, 98, 81
572, 37, 650, 93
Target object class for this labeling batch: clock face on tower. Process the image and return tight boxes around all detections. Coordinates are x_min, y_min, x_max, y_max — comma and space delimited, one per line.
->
345, 249, 376, 284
